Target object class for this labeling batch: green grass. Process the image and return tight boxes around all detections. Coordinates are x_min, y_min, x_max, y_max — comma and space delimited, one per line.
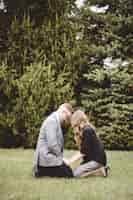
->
0, 149, 133, 200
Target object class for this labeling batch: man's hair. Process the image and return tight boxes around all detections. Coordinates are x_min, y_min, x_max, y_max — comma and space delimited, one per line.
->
58, 103, 73, 114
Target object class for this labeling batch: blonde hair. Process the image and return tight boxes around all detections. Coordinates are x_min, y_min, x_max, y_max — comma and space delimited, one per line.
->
71, 110, 88, 128
71, 110, 94, 148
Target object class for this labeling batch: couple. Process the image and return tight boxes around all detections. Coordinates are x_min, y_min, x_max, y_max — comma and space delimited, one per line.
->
33, 103, 109, 178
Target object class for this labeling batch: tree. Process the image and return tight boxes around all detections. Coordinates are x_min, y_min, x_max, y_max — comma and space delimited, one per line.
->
0, 0, 77, 67
81, 0, 133, 60
75, 0, 133, 149
4, 0, 76, 22
0, 0, 132, 149
0, 14, 88, 148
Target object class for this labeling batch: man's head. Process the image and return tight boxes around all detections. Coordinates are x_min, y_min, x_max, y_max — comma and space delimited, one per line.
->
58, 103, 73, 126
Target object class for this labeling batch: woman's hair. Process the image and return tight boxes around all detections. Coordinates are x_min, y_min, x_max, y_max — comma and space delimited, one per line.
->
71, 110, 94, 148
71, 110, 88, 128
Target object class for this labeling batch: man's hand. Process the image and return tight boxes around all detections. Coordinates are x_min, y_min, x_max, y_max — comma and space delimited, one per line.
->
63, 158, 70, 165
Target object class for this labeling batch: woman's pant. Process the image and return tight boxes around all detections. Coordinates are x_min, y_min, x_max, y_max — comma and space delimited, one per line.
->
73, 160, 102, 177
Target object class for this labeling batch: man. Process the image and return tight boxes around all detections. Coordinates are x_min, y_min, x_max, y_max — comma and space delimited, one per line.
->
33, 103, 74, 178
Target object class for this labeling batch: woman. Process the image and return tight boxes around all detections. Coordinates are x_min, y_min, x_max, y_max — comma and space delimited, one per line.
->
66, 110, 109, 178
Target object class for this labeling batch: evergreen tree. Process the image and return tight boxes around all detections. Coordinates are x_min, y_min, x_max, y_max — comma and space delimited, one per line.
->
0, 14, 87, 148
77, 0, 133, 149
0, 0, 132, 149
14, 62, 74, 147
81, 0, 133, 60
4, 0, 76, 23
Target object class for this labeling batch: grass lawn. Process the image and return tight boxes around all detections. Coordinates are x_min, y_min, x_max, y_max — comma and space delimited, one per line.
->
0, 149, 133, 200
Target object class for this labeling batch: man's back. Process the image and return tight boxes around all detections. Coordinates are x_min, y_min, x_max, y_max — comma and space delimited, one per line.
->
34, 112, 64, 167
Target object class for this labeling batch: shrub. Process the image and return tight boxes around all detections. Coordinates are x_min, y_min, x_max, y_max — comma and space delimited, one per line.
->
81, 65, 133, 150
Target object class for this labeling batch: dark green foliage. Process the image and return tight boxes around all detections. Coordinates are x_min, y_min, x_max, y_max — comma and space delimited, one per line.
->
5, 16, 39, 72
0, 14, 86, 148
0, 0, 132, 149
81, 65, 133, 150
0, 64, 21, 147
82, 0, 133, 60
0, 62, 75, 148
64, 128, 76, 149
74, 0, 133, 150
15, 62, 74, 147
4, 0, 76, 23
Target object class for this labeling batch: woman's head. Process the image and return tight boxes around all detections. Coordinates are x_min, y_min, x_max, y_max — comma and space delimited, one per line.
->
71, 110, 89, 147
71, 110, 88, 130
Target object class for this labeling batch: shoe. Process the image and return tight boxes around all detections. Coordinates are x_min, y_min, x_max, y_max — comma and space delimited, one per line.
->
102, 166, 110, 177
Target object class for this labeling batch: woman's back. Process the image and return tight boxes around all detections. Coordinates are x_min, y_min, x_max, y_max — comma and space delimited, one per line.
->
80, 125, 107, 166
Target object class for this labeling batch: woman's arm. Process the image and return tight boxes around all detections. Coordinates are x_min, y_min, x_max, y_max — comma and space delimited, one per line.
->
64, 151, 83, 165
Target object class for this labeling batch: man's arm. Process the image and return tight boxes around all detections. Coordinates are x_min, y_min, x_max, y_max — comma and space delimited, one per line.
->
44, 118, 61, 156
